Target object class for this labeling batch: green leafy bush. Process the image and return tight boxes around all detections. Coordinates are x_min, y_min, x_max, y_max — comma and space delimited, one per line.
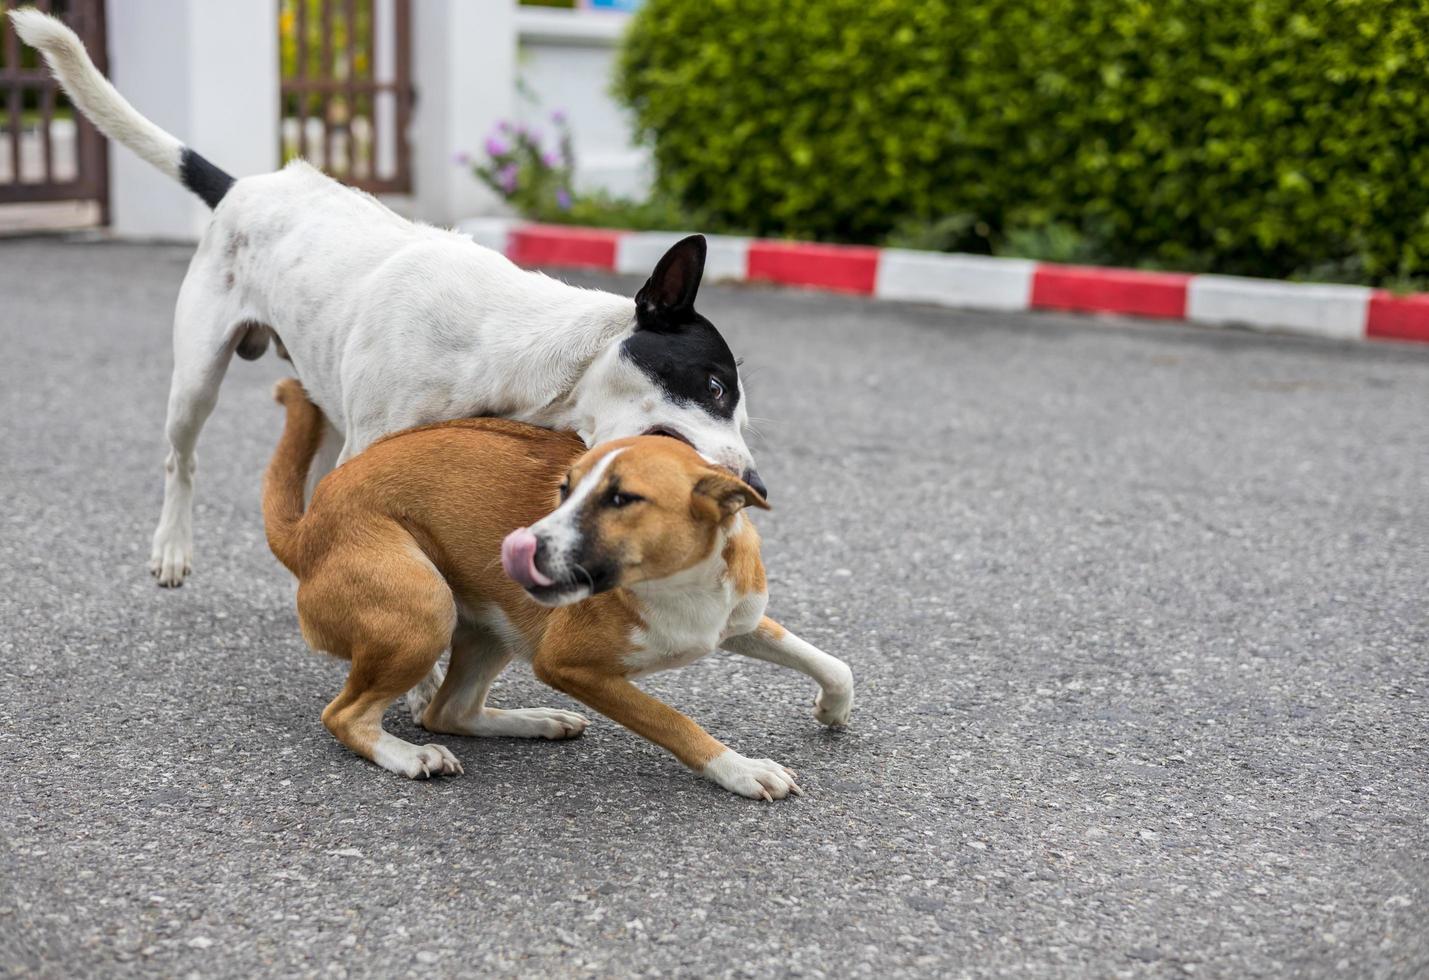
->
884, 213, 990, 254
616, 0, 1429, 283
531, 190, 711, 232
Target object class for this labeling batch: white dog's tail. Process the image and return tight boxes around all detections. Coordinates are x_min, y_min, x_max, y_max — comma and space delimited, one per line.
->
9, 7, 233, 208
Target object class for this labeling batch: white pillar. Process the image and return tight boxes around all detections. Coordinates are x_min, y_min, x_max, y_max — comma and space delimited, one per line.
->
105, 0, 278, 240
409, 0, 516, 225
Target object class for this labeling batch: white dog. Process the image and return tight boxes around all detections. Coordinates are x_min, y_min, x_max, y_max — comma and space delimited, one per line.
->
13, 9, 762, 587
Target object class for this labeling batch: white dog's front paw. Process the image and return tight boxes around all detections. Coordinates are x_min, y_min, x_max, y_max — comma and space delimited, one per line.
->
407, 743, 464, 779
814, 684, 852, 727
702, 749, 802, 801
149, 536, 193, 587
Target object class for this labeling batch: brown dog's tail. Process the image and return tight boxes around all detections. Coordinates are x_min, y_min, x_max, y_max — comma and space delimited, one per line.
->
263, 378, 325, 576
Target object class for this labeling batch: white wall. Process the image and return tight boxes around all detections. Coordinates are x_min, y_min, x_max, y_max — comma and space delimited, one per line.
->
105, 0, 278, 240
407, 0, 516, 224
512, 6, 651, 202
99, 0, 647, 235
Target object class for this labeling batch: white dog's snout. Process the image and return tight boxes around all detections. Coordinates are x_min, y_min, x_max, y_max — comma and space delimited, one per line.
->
696, 442, 753, 474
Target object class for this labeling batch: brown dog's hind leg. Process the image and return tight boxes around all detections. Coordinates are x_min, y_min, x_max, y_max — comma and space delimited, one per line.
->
303, 541, 463, 779
322, 648, 462, 779
419, 623, 589, 740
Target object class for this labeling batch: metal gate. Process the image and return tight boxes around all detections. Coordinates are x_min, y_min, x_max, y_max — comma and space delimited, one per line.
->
0, 0, 108, 213
279, 0, 413, 195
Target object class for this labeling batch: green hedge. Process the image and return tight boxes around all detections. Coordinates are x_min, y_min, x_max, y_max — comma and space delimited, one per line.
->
616, 0, 1429, 283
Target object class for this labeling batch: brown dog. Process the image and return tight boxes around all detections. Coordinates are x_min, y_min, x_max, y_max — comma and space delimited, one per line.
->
262, 380, 852, 799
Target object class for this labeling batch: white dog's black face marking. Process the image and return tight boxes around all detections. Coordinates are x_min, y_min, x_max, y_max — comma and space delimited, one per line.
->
614, 236, 765, 497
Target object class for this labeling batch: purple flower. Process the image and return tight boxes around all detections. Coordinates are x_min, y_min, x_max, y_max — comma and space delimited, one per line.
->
452, 150, 471, 166
497, 120, 513, 133
498, 164, 519, 195
556, 188, 572, 211
541, 151, 561, 169
551, 109, 568, 125
484, 135, 509, 158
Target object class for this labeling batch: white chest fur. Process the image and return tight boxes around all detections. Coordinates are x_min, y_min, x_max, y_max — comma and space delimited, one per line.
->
622, 521, 767, 678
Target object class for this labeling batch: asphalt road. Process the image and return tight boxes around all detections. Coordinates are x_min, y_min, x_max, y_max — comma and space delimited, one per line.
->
2, 238, 1426, 979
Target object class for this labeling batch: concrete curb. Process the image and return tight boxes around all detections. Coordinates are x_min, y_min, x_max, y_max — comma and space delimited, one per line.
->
456, 218, 1429, 345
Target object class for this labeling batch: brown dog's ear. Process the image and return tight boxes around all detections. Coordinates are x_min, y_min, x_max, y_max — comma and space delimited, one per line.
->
693, 470, 771, 520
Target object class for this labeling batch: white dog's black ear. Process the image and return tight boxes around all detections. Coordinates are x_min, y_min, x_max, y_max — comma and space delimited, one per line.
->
635, 234, 706, 327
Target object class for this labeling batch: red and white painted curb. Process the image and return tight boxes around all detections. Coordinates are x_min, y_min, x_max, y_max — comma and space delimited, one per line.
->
459, 218, 1429, 345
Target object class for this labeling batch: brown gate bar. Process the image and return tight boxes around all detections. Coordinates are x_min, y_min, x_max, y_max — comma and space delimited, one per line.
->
0, 0, 109, 213
279, 0, 412, 195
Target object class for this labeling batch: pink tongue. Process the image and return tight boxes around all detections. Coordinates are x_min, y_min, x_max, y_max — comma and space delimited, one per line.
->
501, 528, 554, 589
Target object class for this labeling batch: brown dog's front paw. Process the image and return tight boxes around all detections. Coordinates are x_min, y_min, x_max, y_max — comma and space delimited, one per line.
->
373, 738, 464, 779
411, 743, 464, 778
702, 750, 803, 801
814, 686, 852, 728
814, 663, 853, 727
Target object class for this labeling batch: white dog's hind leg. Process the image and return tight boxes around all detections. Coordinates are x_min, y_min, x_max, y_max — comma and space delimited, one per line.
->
149, 296, 240, 587
304, 416, 344, 503
150, 358, 228, 586
334, 426, 380, 466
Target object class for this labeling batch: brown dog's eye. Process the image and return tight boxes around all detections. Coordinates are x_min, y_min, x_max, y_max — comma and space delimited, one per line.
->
558, 480, 570, 501
608, 491, 642, 509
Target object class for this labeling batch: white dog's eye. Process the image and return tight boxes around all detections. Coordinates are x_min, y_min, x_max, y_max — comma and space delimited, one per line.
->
708, 376, 725, 400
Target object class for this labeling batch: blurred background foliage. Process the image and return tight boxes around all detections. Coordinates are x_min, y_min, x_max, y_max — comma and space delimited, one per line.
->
617, 0, 1429, 286
279, 0, 371, 134
279, 0, 369, 82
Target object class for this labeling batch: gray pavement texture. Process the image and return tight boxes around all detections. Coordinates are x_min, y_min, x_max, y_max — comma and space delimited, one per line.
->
1, 237, 1427, 980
